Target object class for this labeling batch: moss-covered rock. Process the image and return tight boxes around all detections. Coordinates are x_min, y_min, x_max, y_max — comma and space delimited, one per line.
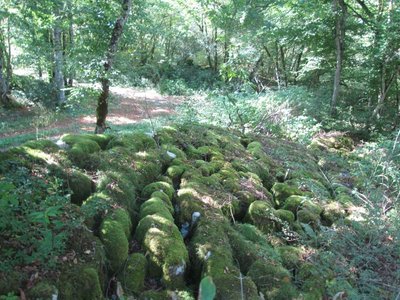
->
107, 132, 157, 151
247, 259, 296, 299
135, 214, 188, 288
140, 197, 174, 221
227, 229, 259, 274
277, 246, 304, 270
275, 209, 295, 224
297, 263, 325, 297
162, 144, 187, 160
282, 195, 308, 213
245, 200, 277, 233
27, 281, 56, 299
58, 267, 103, 300
176, 188, 204, 224
272, 182, 303, 206
67, 169, 93, 206
100, 219, 129, 272
118, 253, 147, 295
23, 139, 59, 152
247, 141, 266, 159
151, 191, 173, 211
110, 208, 132, 238
142, 181, 174, 200
97, 171, 137, 212
166, 164, 187, 181
297, 209, 320, 226
310, 132, 354, 152
321, 202, 346, 225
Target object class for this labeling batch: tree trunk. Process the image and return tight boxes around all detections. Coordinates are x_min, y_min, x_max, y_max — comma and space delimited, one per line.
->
0, 23, 10, 107
54, 25, 65, 105
95, 0, 132, 134
331, 0, 347, 116
67, 0, 75, 87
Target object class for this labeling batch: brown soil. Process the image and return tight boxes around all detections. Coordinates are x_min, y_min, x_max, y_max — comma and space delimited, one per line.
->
0, 87, 183, 139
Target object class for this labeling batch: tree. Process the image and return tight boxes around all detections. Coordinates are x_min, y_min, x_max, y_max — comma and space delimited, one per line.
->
95, 0, 132, 134
331, 0, 347, 115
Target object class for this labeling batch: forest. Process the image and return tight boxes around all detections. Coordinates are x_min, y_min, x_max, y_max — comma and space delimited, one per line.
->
0, 0, 399, 299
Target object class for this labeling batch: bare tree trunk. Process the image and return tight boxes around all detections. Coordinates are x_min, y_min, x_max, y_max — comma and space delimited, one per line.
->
67, 0, 75, 87
371, 66, 397, 120
53, 0, 66, 104
0, 22, 10, 107
331, 0, 347, 116
95, 0, 132, 134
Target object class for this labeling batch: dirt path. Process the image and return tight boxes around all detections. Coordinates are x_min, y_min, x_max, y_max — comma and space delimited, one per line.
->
0, 86, 183, 139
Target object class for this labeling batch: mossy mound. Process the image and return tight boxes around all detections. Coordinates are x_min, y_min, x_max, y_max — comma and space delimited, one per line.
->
23, 139, 59, 152
118, 253, 147, 295
189, 218, 259, 299
97, 171, 137, 212
107, 132, 157, 151
135, 214, 188, 288
110, 208, 132, 238
139, 197, 174, 221
310, 132, 354, 152
58, 267, 103, 300
67, 169, 93, 205
99, 219, 129, 272
272, 182, 303, 206
142, 181, 175, 200
277, 246, 304, 270
322, 202, 346, 225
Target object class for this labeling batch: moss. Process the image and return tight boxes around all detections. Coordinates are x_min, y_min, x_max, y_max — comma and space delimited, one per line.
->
151, 191, 173, 211
297, 209, 320, 226
176, 189, 204, 224
245, 200, 277, 233
277, 246, 303, 270
86, 134, 113, 149
275, 209, 295, 224
155, 126, 179, 143
67, 169, 93, 206
107, 132, 157, 151
213, 274, 259, 300
100, 219, 129, 272
321, 202, 345, 225
23, 139, 59, 152
81, 192, 113, 229
166, 165, 186, 180
265, 283, 299, 300
59, 267, 103, 300
133, 151, 165, 190
336, 193, 354, 206
227, 229, 259, 274
110, 208, 132, 238
234, 223, 267, 244
140, 197, 174, 221
297, 262, 325, 295
162, 144, 187, 160
119, 253, 147, 295
97, 171, 137, 212
272, 182, 303, 206
62, 134, 102, 157
142, 181, 174, 200
27, 281, 56, 299
247, 141, 266, 159
135, 214, 188, 288
247, 259, 292, 295
310, 133, 354, 152
282, 195, 309, 213
302, 200, 323, 215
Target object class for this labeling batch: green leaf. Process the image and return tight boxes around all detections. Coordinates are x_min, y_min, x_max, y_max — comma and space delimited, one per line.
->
199, 276, 216, 300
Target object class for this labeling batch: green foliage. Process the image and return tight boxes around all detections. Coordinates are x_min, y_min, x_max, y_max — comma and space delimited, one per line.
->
0, 164, 80, 272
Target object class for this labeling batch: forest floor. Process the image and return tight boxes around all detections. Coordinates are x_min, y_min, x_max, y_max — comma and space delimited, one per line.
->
0, 86, 183, 148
